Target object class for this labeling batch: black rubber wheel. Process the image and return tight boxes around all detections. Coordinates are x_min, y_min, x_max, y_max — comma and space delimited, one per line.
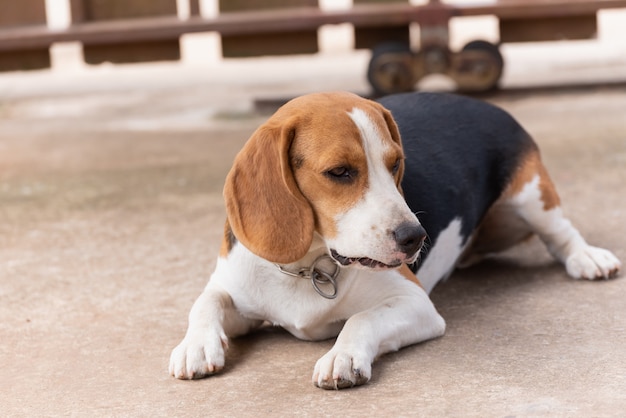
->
459, 40, 504, 91
367, 42, 416, 97
462, 40, 504, 70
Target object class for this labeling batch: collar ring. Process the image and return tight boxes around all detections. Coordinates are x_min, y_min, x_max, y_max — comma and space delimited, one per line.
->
275, 254, 341, 299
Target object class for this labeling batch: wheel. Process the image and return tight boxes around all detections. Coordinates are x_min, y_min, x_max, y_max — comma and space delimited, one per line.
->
367, 43, 416, 97
462, 40, 504, 70
454, 40, 504, 92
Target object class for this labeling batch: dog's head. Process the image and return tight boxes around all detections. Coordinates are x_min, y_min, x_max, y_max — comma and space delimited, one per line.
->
224, 92, 425, 268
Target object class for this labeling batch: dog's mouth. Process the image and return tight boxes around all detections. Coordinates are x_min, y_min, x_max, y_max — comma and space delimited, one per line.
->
330, 249, 403, 269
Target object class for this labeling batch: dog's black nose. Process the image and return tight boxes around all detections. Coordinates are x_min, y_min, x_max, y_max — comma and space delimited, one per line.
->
393, 223, 427, 256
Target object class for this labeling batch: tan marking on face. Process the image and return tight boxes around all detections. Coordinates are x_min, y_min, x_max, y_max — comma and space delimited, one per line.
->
288, 92, 405, 239
504, 148, 560, 210
292, 126, 367, 237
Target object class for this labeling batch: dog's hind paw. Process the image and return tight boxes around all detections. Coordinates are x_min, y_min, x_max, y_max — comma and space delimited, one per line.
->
168, 330, 228, 379
312, 348, 372, 390
566, 246, 621, 280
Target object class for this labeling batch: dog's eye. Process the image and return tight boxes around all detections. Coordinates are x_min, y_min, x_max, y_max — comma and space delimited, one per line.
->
325, 166, 357, 183
391, 159, 402, 175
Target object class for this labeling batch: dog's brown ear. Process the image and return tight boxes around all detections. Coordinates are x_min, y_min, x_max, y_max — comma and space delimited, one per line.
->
380, 105, 405, 189
224, 118, 315, 264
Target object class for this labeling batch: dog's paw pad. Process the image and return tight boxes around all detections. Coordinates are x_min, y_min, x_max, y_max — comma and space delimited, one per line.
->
312, 350, 371, 390
168, 332, 228, 380
566, 246, 621, 280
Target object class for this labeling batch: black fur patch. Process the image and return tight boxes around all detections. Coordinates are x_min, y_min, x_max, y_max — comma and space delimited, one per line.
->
377, 92, 535, 270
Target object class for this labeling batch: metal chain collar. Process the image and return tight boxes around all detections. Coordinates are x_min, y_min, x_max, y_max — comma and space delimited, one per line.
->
275, 254, 341, 299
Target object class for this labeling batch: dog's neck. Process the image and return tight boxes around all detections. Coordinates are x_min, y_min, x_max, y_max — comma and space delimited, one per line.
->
274, 234, 341, 299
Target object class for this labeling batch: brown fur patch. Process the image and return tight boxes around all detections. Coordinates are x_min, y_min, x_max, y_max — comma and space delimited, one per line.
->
380, 104, 405, 189
459, 201, 535, 264
290, 92, 405, 238
460, 146, 561, 264
219, 220, 237, 258
504, 148, 561, 210
223, 91, 405, 264
291, 117, 368, 238
223, 118, 315, 264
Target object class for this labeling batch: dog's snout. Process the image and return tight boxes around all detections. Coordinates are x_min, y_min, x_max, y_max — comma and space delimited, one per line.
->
393, 223, 427, 256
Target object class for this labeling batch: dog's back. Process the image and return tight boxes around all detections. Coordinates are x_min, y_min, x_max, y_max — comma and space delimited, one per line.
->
379, 93, 533, 269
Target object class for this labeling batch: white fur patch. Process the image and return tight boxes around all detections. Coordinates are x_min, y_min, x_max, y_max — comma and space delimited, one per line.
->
417, 217, 466, 294
510, 175, 621, 279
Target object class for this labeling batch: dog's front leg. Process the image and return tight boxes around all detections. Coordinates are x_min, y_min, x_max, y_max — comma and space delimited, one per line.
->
169, 282, 261, 379
312, 289, 445, 390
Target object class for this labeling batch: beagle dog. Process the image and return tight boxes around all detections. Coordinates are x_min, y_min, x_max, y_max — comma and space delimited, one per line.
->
169, 91, 620, 389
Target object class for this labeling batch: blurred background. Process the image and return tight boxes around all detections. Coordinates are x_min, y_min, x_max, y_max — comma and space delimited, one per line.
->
1, 0, 626, 97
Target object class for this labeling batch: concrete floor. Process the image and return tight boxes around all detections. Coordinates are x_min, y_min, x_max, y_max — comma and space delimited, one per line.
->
1, 43, 626, 416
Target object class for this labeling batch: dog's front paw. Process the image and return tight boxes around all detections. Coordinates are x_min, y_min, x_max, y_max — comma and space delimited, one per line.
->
169, 330, 228, 379
566, 246, 621, 280
312, 348, 372, 390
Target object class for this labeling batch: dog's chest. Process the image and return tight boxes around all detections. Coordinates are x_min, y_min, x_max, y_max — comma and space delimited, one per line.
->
213, 244, 349, 339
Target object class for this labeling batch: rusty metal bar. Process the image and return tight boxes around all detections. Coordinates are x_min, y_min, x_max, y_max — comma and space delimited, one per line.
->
456, 0, 626, 19
2, 0, 626, 52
